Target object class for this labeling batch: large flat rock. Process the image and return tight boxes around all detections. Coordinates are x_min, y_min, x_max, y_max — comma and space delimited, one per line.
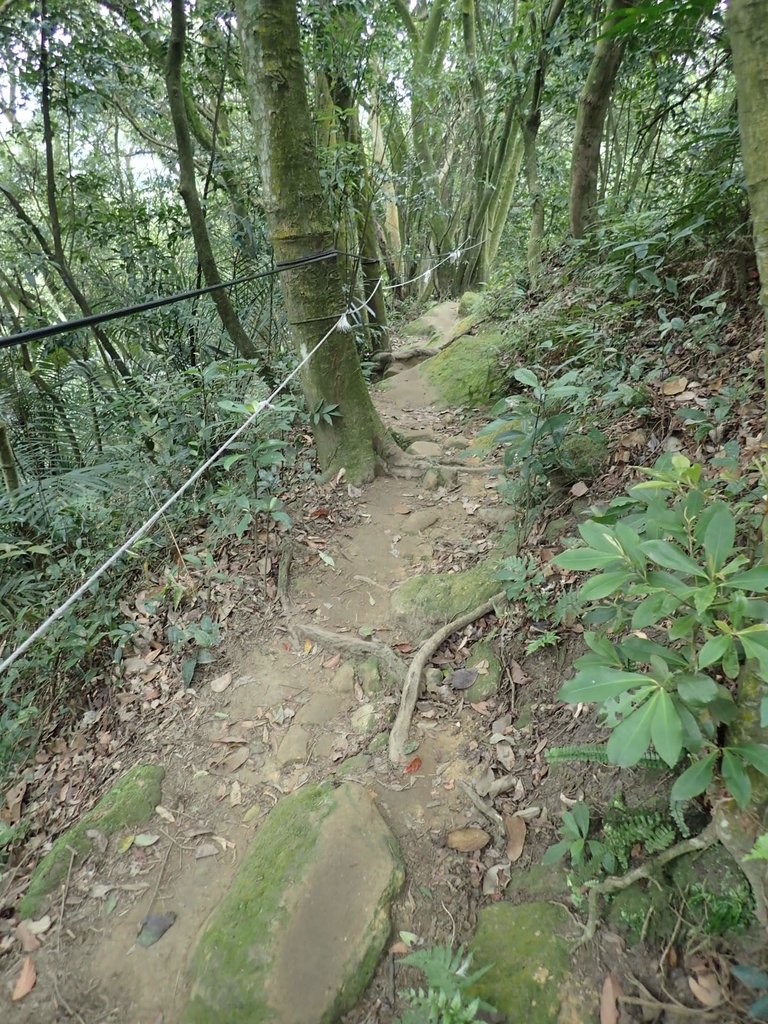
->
183, 783, 404, 1024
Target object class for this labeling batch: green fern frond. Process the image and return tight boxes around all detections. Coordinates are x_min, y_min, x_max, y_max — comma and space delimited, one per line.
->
546, 744, 666, 770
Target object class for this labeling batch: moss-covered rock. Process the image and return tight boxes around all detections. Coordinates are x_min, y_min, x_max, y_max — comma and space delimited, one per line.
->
464, 638, 502, 702
422, 331, 506, 407
391, 560, 502, 639
403, 314, 439, 340
19, 763, 164, 918
183, 783, 403, 1024
336, 753, 373, 777
357, 657, 384, 696
468, 902, 577, 1023
505, 863, 570, 901
458, 291, 484, 318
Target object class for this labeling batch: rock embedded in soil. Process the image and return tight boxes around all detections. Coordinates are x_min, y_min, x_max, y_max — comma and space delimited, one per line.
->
357, 657, 383, 696
182, 783, 404, 1024
19, 764, 165, 919
463, 638, 502, 702
403, 509, 440, 533
446, 827, 490, 852
469, 902, 587, 1023
406, 440, 443, 458
391, 559, 501, 638
350, 703, 378, 735
422, 330, 507, 407
330, 661, 356, 695
276, 724, 310, 768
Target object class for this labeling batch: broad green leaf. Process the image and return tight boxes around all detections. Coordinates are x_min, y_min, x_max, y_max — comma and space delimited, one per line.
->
723, 641, 741, 680
620, 636, 688, 669
631, 592, 677, 630
606, 696, 656, 767
651, 690, 683, 767
676, 673, 718, 706
702, 503, 735, 572
739, 635, 768, 679
571, 802, 589, 836
722, 749, 751, 808
641, 540, 708, 578
762, 696, 768, 728
513, 368, 539, 388
578, 571, 632, 602
670, 752, 717, 802
578, 521, 623, 555
730, 963, 768, 988
614, 523, 645, 566
553, 548, 623, 571
583, 632, 623, 664
724, 566, 768, 594
541, 840, 570, 865
731, 744, 768, 777
559, 668, 650, 705
698, 634, 731, 668
692, 583, 717, 615
669, 615, 698, 640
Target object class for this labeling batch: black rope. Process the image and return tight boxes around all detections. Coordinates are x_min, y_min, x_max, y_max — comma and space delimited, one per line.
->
0, 248, 377, 351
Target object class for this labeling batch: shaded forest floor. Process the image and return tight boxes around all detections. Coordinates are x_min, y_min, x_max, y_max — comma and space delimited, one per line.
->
3, 298, 767, 1023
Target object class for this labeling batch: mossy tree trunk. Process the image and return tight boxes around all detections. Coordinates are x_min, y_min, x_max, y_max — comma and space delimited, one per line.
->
166, 0, 259, 362
0, 421, 19, 496
235, 0, 395, 482
569, 0, 632, 238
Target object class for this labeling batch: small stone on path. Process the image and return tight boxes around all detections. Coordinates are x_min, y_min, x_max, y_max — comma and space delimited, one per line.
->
403, 509, 439, 533
407, 440, 443, 458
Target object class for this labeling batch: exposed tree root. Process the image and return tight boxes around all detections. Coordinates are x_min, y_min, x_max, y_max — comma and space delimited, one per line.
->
577, 822, 719, 946
277, 540, 406, 686
388, 591, 509, 764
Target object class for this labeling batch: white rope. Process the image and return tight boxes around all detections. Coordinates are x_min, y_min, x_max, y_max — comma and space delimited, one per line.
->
0, 310, 346, 676
0, 243, 478, 675
382, 238, 484, 292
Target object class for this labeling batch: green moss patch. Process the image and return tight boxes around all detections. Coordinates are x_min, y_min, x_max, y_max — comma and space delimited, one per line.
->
469, 902, 574, 1023
19, 763, 164, 918
457, 291, 484, 318
391, 560, 501, 638
422, 331, 506, 406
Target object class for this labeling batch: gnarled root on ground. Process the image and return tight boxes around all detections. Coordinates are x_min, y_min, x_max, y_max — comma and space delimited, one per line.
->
277, 540, 406, 686
577, 822, 719, 946
381, 444, 490, 480
388, 591, 509, 765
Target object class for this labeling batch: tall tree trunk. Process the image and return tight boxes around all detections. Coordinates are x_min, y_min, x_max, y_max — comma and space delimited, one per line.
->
714, 0, 768, 928
166, 0, 259, 362
0, 421, 19, 495
569, 0, 632, 238
235, 0, 394, 482
329, 79, 390, 354
524, 0, 568, 289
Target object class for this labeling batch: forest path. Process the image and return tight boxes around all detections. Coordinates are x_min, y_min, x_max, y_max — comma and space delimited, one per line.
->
9, 301, 503, 1024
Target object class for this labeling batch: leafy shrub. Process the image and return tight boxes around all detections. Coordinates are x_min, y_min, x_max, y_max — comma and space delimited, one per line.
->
553, 454, 768, 807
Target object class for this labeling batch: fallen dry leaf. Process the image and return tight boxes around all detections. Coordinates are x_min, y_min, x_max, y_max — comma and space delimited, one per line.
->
570, 481, 589, 497
446, 827, 490, 853
322, 654, 342, 670
688, 972, 724, 1008
661, 376, 688, 396
404, 757, 422, 775
390, 941, 410, 956
223, 747, 250, 773
137, 912, 176, 948
12, 956, 36, 1001
15, 923, 40, 952
195, 842, 218, 860
4, 781, 27, 824
155, 805, 175, 823
600, 973, 623, 1024
503, 814, 527, 862
230, 781, 243, 806
392, 503, 411, 515
210, 672, 232, 693
447, 668, 478, 691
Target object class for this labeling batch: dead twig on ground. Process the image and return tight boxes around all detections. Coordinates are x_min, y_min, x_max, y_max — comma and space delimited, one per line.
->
388, 592, 510, 763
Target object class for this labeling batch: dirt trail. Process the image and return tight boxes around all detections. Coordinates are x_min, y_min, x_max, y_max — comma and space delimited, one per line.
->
8, 302, 502, 1024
